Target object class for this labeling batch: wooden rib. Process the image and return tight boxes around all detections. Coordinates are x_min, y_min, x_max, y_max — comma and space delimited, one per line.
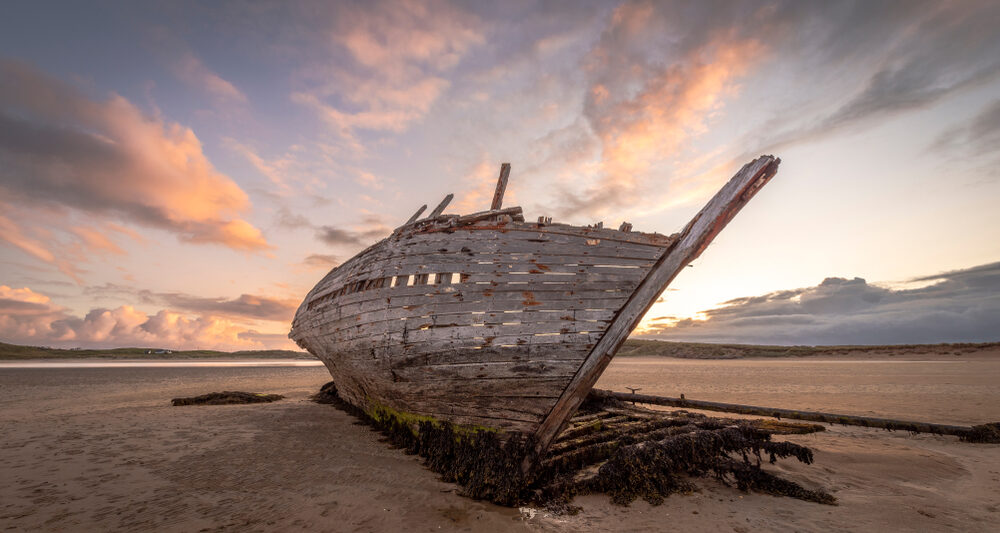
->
491, 163, 511, 210
428, 194, 454, 218
405, 205, 428, 224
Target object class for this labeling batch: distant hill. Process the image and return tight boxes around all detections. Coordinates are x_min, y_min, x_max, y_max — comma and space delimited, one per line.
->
618, 339, 1000, 359
3, 339, 997, 361
0, 341, 311, 360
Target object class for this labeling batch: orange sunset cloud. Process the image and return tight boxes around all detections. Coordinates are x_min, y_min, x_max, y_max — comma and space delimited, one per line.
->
0, 58, 269, 267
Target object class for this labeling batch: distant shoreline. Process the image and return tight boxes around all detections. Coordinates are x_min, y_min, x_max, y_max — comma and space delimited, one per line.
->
2, 339, 998, 361
617, 339, 1000, 359
0, 341, 312, 361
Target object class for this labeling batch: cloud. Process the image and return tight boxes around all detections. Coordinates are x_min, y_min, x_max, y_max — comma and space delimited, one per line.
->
0, 58, 269, 260
933, 98, 1000, 156
0, 213, 84, 282
525, 1, 1000, 217
292, 0, 484, 138
147, 292, 297, 322
543, 1, 769, 217
84, 284, 299, 322
315, 216, 390, 248
638, 262, 1000, 345
302, 254, 339, 270
0, 285, 295, 350
172, 52, 248, 104
225, 138, 294, 192
738, 1, 1000, 155
316, 226, 366, 247
271, 206, 391, 249
274, 206, 313, 229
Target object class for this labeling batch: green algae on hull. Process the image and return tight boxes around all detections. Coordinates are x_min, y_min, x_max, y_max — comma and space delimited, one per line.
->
365, 400, 501, 440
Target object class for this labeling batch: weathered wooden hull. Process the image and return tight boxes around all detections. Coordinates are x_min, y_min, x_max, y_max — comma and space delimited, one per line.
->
290, 224, 674, 432
290, 155, 781, 454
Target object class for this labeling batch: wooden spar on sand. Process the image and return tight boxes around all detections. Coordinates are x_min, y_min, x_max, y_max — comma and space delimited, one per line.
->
591, 389, 977, 438
289, 155, 782, 471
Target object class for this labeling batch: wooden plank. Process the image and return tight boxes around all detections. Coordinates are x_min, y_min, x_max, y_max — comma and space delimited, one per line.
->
392, 376, 572, 398
307, 292, 628, 327
428, 193, 454, 218
350, 256, 653, 276
529, 155, 782, 463
309, 279, 632, 312
390, 359, 581, 382
314, 316, 605, 347
310, 296, 624, 334
391, 346, 585, 367
320, 321, 603, 348
491, 163, 511, 210
307, 281, 627, 314
373, 229, 668, 258
461, 271, 644, 284
405, 205, 427, 224
360, 241, 664, 265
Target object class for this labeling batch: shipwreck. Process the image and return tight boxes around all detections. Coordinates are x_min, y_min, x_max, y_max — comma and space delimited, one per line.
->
290, 156, 781, 463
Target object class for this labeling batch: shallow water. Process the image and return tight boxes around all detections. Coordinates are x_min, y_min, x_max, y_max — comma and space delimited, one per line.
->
0, 359, 324, 369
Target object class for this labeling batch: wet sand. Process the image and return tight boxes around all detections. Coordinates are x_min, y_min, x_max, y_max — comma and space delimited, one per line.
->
1, 354, 998, 532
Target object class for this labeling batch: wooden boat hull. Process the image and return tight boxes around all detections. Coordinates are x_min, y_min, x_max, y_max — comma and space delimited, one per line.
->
290, 156, 781, 454
290, 224, 674, 432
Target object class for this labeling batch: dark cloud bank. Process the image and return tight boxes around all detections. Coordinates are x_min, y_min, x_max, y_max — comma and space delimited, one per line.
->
642, 262, 1000, 345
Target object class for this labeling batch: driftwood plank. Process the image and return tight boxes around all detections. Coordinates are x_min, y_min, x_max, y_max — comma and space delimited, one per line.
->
590, 389, 976, 438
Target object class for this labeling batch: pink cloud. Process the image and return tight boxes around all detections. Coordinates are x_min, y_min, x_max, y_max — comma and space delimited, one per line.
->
293, 0, 484, 137
0, 285, 296, 351
558, 4, 766, 216
0, 58, 269, 261
0, 213, 84, 283
172, 52, 248, 104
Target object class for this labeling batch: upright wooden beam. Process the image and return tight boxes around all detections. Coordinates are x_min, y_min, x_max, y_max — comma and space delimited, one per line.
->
491, 163, 511, 210
428, 194, 454, 218
405, 205, 427, 224
527, 155, 781, 468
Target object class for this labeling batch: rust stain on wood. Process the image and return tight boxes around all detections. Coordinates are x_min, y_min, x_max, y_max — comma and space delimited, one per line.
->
521, 291, 541, 306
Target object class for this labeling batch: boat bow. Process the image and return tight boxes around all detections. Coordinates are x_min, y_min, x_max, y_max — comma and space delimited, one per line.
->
529, 155, 781, 462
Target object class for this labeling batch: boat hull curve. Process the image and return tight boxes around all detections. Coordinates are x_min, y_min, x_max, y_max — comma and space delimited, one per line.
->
290, 224, 674, 433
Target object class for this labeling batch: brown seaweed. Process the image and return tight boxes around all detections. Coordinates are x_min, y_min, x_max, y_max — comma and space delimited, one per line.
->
171, 391, 284, 406
313, 382, 834, 509
962, 422, 1000, 443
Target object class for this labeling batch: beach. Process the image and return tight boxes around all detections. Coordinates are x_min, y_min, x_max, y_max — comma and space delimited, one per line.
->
2, 352, 998, 532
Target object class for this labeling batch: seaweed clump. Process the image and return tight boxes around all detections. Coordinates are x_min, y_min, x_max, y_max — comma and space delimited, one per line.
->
171, 391, 284, 406
313, 381, 536, 505
963, 422, 1000, 443
313, 382, 834, 509
587, 425, 834, 505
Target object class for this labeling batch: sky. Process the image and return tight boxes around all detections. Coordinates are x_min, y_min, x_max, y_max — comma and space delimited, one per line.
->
1, 0, 998, 351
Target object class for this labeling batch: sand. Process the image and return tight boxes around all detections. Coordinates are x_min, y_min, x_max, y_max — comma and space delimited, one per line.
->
1, 353, 998, 532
